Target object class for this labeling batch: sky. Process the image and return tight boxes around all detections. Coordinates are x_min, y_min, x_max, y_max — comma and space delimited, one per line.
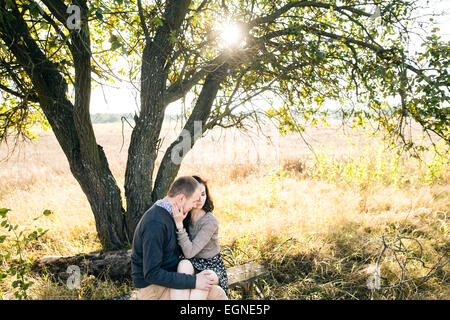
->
0, 1, 447, 115
68, 0, 450, 115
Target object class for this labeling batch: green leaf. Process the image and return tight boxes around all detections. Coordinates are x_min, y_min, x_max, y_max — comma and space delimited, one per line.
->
0, 43, 8, 56
39, 22, 49, 30
95, 8, 104, 21
48, 41, 57, 50
29, 2, 41, 18
0, 208, 10, 217
5, 0, 15, 9
43, 210, 52, 216
23, 282, 33, 290
111, 40, 122, 51
151, 17, 164, 27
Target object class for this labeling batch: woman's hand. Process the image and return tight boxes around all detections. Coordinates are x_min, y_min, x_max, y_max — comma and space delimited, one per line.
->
172, 203, 186, 229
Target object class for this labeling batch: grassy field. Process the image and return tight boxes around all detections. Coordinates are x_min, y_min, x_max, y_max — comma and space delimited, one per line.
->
0, 120, 449, 300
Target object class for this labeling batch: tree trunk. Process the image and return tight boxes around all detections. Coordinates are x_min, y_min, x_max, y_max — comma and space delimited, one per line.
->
123, 0, 192, 240
32, 250, 132, 281
0, 1, 128, 250
152, 64, 230, 200
1, 0, 225, 250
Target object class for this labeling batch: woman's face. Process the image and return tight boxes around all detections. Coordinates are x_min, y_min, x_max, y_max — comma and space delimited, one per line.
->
193, 183, 207, 209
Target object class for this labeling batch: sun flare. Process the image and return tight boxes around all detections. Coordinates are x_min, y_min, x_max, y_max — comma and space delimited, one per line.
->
219, 22, 243, 47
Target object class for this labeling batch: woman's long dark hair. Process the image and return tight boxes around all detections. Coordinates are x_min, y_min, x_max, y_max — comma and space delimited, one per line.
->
183, 175, 214, 230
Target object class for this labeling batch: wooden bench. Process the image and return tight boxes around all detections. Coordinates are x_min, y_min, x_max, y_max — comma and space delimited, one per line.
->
107, 261, 269, 300
227, 261, 269, 298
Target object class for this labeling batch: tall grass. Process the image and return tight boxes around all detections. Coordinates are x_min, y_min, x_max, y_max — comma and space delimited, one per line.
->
310, 138, 449, 189
0, 122, 448, 300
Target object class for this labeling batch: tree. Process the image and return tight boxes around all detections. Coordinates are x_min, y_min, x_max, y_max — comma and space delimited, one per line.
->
0, 0, 448, 250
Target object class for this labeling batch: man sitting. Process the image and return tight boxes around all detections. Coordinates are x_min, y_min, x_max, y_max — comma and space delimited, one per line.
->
131, 176, 227, 300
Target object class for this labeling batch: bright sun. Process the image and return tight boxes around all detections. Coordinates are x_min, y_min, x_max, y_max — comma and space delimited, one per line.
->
219, 23, 243, 47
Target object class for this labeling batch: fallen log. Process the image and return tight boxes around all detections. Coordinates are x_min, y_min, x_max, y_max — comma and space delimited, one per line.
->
32, 249, 132, 281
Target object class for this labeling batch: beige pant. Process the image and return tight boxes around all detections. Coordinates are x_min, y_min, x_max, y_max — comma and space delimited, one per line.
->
136, 284, 227, 300
136, 284, 171, 300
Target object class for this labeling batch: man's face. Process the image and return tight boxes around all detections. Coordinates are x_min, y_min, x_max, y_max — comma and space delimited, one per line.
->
180, 186, 202, 214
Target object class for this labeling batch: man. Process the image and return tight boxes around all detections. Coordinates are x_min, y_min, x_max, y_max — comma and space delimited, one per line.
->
131, 176, 226, 300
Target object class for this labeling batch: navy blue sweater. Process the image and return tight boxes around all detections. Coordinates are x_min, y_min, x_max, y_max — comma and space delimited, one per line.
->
131, 204, 197, 289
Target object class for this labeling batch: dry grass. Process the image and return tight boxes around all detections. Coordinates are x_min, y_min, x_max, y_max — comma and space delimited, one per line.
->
0, 121, 448, 300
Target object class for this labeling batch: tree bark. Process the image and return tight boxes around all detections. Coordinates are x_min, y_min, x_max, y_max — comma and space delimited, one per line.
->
152, 64, 230, 201
32, 250, 132, 281
124, 0, 192, 240
1, 0, 234, 250
0, 1, 127, 250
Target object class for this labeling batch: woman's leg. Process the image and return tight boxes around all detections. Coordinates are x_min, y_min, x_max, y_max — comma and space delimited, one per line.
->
189, 270, 219, 300
170, 259, 194, 300
207, 285, 228, 300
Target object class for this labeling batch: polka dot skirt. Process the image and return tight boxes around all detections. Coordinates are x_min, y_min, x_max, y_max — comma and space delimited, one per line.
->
189, 253, 229, 296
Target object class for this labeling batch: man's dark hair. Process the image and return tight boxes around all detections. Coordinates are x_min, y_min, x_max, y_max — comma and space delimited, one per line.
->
167, 176, 199, 198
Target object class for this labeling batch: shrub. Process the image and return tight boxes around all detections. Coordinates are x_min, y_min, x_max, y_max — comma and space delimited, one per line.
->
0, 208, 52, 299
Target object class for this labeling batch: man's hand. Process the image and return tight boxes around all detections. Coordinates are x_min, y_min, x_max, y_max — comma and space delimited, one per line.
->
172, 202, 186, 229
195, 270, 216, 291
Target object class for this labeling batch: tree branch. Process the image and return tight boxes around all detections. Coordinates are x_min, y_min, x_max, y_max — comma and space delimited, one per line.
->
248, 1, 371, 27
40, 0, 70, 29
152, 63, 229, 201
137, 0, 150, 42
165, 52, 228, 104
0, 83, 38, 102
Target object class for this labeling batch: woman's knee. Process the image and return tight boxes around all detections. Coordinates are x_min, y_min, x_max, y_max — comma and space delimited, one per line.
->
207, 285, 228, 300
177, 259, 194, 275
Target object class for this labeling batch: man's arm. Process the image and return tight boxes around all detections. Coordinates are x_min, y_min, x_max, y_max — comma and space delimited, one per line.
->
142, 222, 196, 289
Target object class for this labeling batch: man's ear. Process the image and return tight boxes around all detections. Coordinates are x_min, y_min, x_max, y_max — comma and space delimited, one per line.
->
176, 194, 186, 204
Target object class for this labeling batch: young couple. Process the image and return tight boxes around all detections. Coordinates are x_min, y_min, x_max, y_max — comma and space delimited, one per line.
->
131, 175, 229, 300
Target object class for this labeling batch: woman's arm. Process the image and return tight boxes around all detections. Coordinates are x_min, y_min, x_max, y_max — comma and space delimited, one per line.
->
176, 215, 218, 259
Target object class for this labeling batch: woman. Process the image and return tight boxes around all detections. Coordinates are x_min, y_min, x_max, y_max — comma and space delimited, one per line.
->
170, 175, 229, 300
